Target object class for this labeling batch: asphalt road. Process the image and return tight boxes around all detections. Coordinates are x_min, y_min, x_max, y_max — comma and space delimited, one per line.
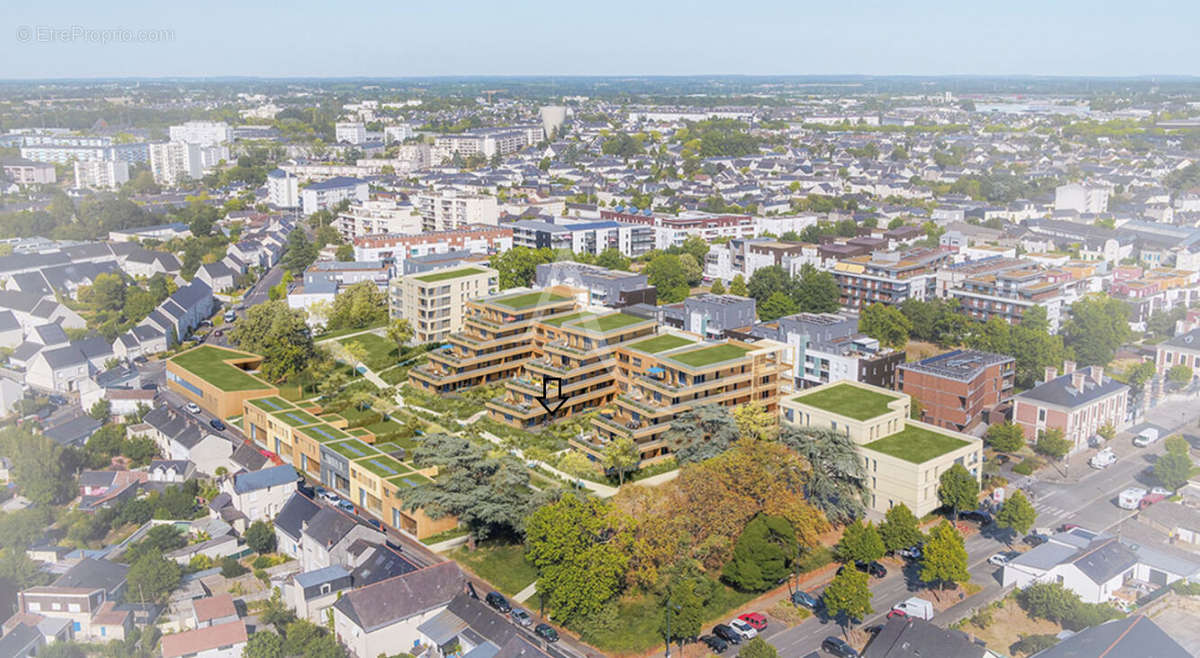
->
243, 261, 286, 309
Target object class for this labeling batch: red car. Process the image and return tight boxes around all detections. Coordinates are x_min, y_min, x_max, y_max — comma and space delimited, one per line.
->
886, 609, 908, 620
738, 612, 767, 631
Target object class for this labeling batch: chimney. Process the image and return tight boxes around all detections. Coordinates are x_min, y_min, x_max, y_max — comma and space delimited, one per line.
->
1063, 360, 1076, 374
1044, 367, 1057, 383
1092, 366, 1104, 385
1072, 372, 1086, 390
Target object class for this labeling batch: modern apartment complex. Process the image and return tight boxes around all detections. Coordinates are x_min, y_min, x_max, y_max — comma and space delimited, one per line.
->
335, 200, 420, 240
415, 190, 499, 232
831, 247, 951, 308
781, 381, 983, 516
748, 311, 905, 390
168, 121, 233, 146
600, 208, 757, 249
1012, 362, 1130, 451
511, 217, 656, 258
898, 349, 1014, 432
389, 265, 499, 343
948, 262, 1082, 332
150, 141, 229, 186
534, 262, 654, 309
407, 287, 578, 394
73, 160, 130, 190
335, 122, 367, 144
300, 177, 369, 215
583, 335, 791, 463
660, 293, 757, 339
1, 158, 56, 185
18, 134, 148, 164
352, 225, 513, 266
266, 169, 300, 209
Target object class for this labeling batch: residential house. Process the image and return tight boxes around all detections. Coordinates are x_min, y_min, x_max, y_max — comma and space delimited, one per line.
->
191, 594, 238, 629
0, 310, 23, 348
16, 558, 131, 642
864, 616, 999, 658
331, 562, 466, 658
273, 492, 321, 560
160, 620, 248, 658
1003, 530, 1142, 603
1013, 362, 1130, 451
417, 593, 556, 658
148, 460, 195, 483
26, 345, 90, 393
42, 415, 103, 447
195, 262, 238, 293
1031, 615, 1189, 658
219, 464, 298, 521
135, 406, 235, 476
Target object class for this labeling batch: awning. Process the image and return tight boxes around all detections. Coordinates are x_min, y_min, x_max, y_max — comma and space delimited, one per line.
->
416, 609, 468, 646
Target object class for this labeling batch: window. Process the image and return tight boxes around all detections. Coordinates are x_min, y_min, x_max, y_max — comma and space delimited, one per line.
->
27, 602, 39, 612
1037, 408, 1046, 422
68, 603, 80, 612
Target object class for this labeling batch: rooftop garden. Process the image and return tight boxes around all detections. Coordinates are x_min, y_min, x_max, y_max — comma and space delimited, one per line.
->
626, 334, 695, 354
387, 471, 433, 488
270, 408, 323, 427
574, 312, 648, 333
792, 382, 900, 420
248, 396, 296, 413
326, 438, 381, 460
169, 345, 273, 392
540, 311, 596, 328
355, 455, 410, 479
668, 343, 751, 368
492, 291, 571, 310
296, 423, 351, 444
415, 267, 487, 283
863, 423, 969, 463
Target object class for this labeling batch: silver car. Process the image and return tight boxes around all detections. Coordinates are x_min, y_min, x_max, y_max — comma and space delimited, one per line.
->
510, 607, 533, 627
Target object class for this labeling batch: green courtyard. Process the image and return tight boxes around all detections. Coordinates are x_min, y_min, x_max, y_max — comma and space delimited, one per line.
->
338, 333, 399, 371
792, 382, 900, 420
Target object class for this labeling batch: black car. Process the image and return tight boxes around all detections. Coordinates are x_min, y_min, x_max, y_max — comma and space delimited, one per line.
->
700, 634, 728, 653
140, 383, 157, 390
209, 419, 226, 431
712, 624, 742, 644
855, 560, 887, 578
1024, 533, 1050, 547
365, 518, 383, 532
533, 623, 558, 643
485, 591, 511, 613
821, 636, 859, 657
48, 395, 67, 406
960, 510, 993, 525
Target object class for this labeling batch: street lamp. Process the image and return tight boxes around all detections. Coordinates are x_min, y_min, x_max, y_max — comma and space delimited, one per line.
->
664, 599, 682, 658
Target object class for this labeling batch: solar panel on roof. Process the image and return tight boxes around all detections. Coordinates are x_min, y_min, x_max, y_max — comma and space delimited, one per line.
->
284, 412, 311, 424
342, 443, 366, 457
310, 427, 337, 440
399, 477, 421, 488
367, 459, 397, 475
260, 398, 285, 410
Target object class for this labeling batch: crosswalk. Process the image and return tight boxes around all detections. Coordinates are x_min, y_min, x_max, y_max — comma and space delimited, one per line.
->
1033, 500, 1068, 518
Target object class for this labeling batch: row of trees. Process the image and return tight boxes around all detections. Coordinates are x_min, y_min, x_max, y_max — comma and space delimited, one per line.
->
746, 264, 841, 321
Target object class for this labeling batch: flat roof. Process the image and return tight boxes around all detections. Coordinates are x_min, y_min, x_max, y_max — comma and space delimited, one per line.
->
667, 343, 751, 368
863, 423, 969, 463
296, 424, 351, 444
387, 471, 433, 488
792, 382, 900, 421
169, 345, 272, 393
571, 312, 649, 333
540, 311, 596, 328
414, 267, 488, 283
626, 334, 696, 354
326, 438, 382, 460
356, 455, 411, 478
491, 291, 571, 310
248, 396, 295, 412
270, 408, 323, 428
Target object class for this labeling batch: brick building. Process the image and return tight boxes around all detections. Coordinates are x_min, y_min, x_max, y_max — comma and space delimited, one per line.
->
898, 349, 1014, 432
1012, 362, 1129, 451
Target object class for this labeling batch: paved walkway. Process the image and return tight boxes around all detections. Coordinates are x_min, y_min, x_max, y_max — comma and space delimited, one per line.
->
630, 469, 680, 488
513, 581, 538, 603
315, 325, 387, 344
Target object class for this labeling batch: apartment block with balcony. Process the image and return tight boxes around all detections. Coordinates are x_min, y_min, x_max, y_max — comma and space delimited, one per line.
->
487, 311, 657, 428
831, 247, 950, 309
335, 199, 420, 240
781, 380, 983, 516
949, 263, 1082, 333
389, 265, 499, 343
898, 349, 1014, 432
415, 190, 499, 232
748, 311, 905, 390
407, 287, 578, 394
584, 336, 791, 463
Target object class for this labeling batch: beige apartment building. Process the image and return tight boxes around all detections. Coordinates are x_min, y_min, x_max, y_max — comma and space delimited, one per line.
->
781, 380, 983, 517
389, 265, 499, 343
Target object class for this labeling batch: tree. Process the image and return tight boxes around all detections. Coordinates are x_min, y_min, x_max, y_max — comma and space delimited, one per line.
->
678, 253, 703, 286
595, 247, 630, 271
995, 490, 1036, 540
1155, 437, 1193, 490
1098, 423, 1117, 442
1034, 428, 1072, 461
722, 514, 797, 592
985, 422, 1026, 453
88, 399, 111, 422
740, 638, 780, 658
822, 566, 873, 634
920, 521, 969, 592
835, 520, 885, 564
729, 274, 748, 297
709, 279, 726, 295
644, 253, 690, 303
243, 630, 283, 658
937, 463, 979, 520
325, 281, 387, 331
334, 243, 354, 262
601, 436, 640, 485
1126, 360, 1158, 393
489, 246, 556, 289
1168, 364, 1193, 386
282, 230, 318, 274
747, 266, 793, 307
663, 405, 741, 464
244, 520, 277, 554
779, 426, 868, 524
733, 401, 777, 442
859, 303, 912, 350
126, 550, 182, 603
659, 572, 707, 648
386, 317, 414, 349
794, 264, 840, 313
759, 291, 798, 321
229, 302, 317, 382
879, 503, 923, 554
525, 493, 630, 625
0, 426, 80, 505
1063, 294, 1131, 367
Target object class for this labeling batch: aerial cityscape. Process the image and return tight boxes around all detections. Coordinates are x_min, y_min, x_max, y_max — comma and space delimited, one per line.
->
0, 3, 1199, 658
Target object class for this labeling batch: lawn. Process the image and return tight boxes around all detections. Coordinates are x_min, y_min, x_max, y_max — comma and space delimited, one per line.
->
627, 334, 695, 354
169, 345, 273, 392
451, 542, 539, 597
577, 312, 648, 333
270, 408, 323, 427
296, 424, 352, 444
326, 439, 382, 460
792, 382, 900, 420
314, 319, 389, 343
864, 423, 969, 463
415, 267, 487, 283
339, 333, 399, 371
540, 311, 596, 328
493, 291, 570, 310
668, 343, 751, 368
959, 596, 1062, 657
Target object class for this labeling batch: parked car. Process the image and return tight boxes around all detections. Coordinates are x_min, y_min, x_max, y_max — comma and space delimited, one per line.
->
856, 560, 887, 578
364, 518, 383, 532
960, 510, 993, 525
485, 591, 511, 613
988, 552, 1018, 567
700, 635, 728, 653
336, 499, 354, 513
185, 402, 201, 414
48, 395, 68, 406
533, 623, 558, 643
1150, 487, 1173, 497
821, 636, 859, 657
738, 612, 767, 631
214, 329, 224, 337
712, 624, 742, 644
1058, 523, 1080, 532
1023, 533, 1050, 546
897, 544, 923, 560
1133, 428, 1160, 448
890, 597, 935, 621
1119, 487, 1149, 510
1140, 492, 1168, 509
140, 383, 157, 390
209, 419, 226, 431
510, 608, 532, 627
791, 589, 819, 609
728, 618, 757, 639
1090, 448, 1117, 469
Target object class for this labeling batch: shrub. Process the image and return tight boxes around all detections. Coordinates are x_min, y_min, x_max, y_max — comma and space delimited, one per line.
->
1013, 460, 1036, 476
220, 556, 249, 578
968, 608, 994, 629
252, 555, 271, 569
1011, 634, 1058, 655
1172, 580, 1200, 596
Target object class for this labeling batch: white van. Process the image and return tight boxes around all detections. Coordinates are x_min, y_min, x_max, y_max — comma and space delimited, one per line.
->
891, 597, 935, 621
1089, 448, 1117, 469
1133, 428, 1160, 448
1118, 487, 1148, 510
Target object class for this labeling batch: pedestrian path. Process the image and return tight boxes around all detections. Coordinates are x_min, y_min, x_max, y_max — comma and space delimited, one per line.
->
513, 581, 538, 603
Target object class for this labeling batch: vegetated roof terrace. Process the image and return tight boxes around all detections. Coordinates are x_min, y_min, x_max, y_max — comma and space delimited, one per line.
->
170, 345, 273, 392
863, 423, 969, 463
415, 267, 487, 283
667, 343, 751, 368
792, 382, 899, 421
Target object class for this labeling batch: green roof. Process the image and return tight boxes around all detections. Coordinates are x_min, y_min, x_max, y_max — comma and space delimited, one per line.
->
388, 471, 433, 488
355, 454, 411, 478
863, 423, 970, 463
491, 291, 571, 310
541, 311, 596, 327
572, 312, 648, 333
270, 407, 323, 427
668, 343, 751, 368
170, 345, 273, 392
627, 334, 696, 354
296, 424, 352, 443
347, 428, 372, 437
326, 438, 382, 460
248, 396, 296, 412
414, 267, 488, 283
791, 383, 900, 421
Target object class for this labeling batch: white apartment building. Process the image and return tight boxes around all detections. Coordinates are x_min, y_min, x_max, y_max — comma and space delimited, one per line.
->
150, 142, 229, 186
335, 200, 420, 240
335, 122, 367, 145
74, 160, 130, 190
168, 121, 233, 147
267, 169, 300, 209
383, 124, 414, 143
1055, 183, 1110, 214
389, 265, 499, 343
300, 177, 369, 215
415, 190, 499, 232
2, 158, 56, 185
353, 226, 513, 265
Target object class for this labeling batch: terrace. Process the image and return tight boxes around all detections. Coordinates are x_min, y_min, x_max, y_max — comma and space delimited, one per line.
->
356, 454, 409, 478
792, 382, 900, 421
170, 345, 272, 392
327, 439, 382, 460
626, 334, 696, 354
297, 424, 352, 444
570, 312, 649, 333
666, 343, 751, 369
491, 291, 571, 310
414, 267, 486, 283
248, 396, 296, 413
863, 423, 969, 463
540, 311, 597, 328
270, 408, 323, 428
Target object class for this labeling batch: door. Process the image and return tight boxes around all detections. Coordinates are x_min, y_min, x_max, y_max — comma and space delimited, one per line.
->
1149, 569, 1168, 587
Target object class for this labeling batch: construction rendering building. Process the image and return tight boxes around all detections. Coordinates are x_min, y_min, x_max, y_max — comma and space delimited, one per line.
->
407, 287, 578, 394
781, 381, 983, 517
748, 312, 905, 390
389, 265, 499, 343
165, 345, 278, 420
898, 349, 1014, 432
581, 335, 791, 463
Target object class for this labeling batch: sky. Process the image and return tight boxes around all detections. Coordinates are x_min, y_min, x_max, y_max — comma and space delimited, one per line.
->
2, 0, 1197, 79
